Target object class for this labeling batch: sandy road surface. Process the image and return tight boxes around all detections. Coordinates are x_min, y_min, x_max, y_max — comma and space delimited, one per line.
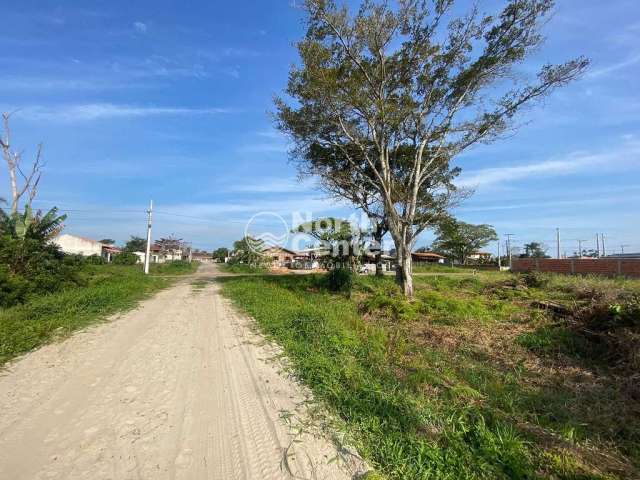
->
0, 264, 365, 480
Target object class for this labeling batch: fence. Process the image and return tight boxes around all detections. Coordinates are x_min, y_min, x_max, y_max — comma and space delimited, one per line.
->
511, 258, 640, 278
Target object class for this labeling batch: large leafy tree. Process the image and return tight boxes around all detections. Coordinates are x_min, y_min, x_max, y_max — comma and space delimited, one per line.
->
123, 236, 147, 252
212, 247, 230, 260
231, 237, 267, 266
294, 217, 367, 270
432, 218, 497, 264
520, 241, 548, 258
276, 0, 588, 296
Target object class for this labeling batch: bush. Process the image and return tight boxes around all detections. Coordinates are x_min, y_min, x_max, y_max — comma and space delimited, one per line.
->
112, 252, 139, 265
63, 254, 87, 267
0, 266, 30, 307
0, 237, 83, 308
325, 268, 354, 293
86, 254, 106, 265
522, 271, 548, 289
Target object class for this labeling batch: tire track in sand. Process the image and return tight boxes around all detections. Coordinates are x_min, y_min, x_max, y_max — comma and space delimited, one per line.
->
0, 264, 367, 480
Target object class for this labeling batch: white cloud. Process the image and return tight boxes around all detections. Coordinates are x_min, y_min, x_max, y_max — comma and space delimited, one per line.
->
133, 21, 147, 34
237, 131, 289, 154
457, 140, 640, 189
20, 103, 237, 121
222, 177, 313, 194
237, 142, 289, 154
587, 54, 640, 78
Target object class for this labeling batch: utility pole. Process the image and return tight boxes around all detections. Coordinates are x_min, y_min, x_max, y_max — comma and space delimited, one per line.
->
576, 239, 586, 258
556, 228, 560, 259
505, 233, 515, 269
144, 200, 153, 275
601, 234, 606, 257
497, 239, 501, 269
596, 234, 600, 258
621, 244, 630, 255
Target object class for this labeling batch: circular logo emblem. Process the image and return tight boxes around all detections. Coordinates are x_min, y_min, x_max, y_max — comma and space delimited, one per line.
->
244, 212, 289, 254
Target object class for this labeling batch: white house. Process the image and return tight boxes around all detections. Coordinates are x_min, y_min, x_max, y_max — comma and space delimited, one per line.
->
133, 244, 191, 264
53, 234, 121, 262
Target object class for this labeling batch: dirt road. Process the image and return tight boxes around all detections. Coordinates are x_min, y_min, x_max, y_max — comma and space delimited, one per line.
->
0, 264, 364, 480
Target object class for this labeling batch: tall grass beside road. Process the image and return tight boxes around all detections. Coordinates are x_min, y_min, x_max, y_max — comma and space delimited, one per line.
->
0, 262, 197, 366
220, 271, 640, 480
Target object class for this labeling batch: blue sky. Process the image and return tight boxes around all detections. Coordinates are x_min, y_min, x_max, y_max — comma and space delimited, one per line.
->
1, 0, 639, 256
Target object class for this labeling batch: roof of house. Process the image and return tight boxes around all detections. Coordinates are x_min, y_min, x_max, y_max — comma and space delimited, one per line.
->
56, 233, 103, 245
411, 251, 445, 259
263, 246, 297, 255
191, 251, 212, 258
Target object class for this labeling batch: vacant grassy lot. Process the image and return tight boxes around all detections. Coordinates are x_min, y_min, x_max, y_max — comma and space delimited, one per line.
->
220, 270, 640, 479
0, 261, 198, 366
219, 263, 268, 274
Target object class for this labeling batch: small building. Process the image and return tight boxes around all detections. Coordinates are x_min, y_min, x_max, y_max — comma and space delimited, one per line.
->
53, 234, 120, 262
134, 244, 191, 264
263, 246, 297, 268
467, 251, 492, 262
102, 245, 122, 262
411, 252, 446, 264
361, 253, 397, 273
605, 252, 640, 259
191, 251, 214, 263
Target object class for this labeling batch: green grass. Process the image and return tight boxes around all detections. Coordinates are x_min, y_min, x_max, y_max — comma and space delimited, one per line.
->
412, 263, 461, 273
149, 259, 200, 275
220, 263, 268, 274
0, 262, 196, 366
219, 271, 640, 479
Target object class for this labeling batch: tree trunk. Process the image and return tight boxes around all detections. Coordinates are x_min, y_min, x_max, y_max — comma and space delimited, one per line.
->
396, 250, 414, 297
393, 242, 414, 297
373, 230, 384, 277
375, 251, 384, 277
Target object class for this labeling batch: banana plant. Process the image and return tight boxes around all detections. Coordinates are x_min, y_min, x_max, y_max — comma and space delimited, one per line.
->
0, 205, 66, 241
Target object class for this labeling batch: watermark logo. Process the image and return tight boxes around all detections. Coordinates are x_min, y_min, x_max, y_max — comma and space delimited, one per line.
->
244, 212, 290, 254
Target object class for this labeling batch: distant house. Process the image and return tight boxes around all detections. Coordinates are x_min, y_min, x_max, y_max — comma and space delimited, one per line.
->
53, 234, 121, 262
263, 246, 297, 268
191, 251, 214, 263
361, 253, 396, 273
605, 252, 640, 259
134, 244, 191, 264
102, 245, 122, 262
467, 251, 492, 262
411, 252, 446, 264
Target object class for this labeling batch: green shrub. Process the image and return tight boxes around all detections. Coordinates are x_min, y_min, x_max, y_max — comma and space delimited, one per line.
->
150, 260, 198, 275
86, 254, 106, 265
0, 266, 30, 307
325, 268, 354, 293
522, 271, 548, 289
63, 254, 87, 266
112, 251, 139, 265
0, 237, 82, 308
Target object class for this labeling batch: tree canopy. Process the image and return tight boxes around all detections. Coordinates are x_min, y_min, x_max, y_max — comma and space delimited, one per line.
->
123, 236, 146, 252
231, 237, 267, 266
213, 247, 230, 260
276, 0, 588, 296
432, 218, 497, 264
520, 242, 548, 258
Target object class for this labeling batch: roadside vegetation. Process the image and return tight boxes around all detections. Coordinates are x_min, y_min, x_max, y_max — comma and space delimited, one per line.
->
220, 270, 640, 479
0, 261, 198, 366
412, 263, 468, 274
220, 263, 267, 274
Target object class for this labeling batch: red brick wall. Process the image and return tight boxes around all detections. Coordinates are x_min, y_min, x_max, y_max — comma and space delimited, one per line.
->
511, 258, 640, 278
